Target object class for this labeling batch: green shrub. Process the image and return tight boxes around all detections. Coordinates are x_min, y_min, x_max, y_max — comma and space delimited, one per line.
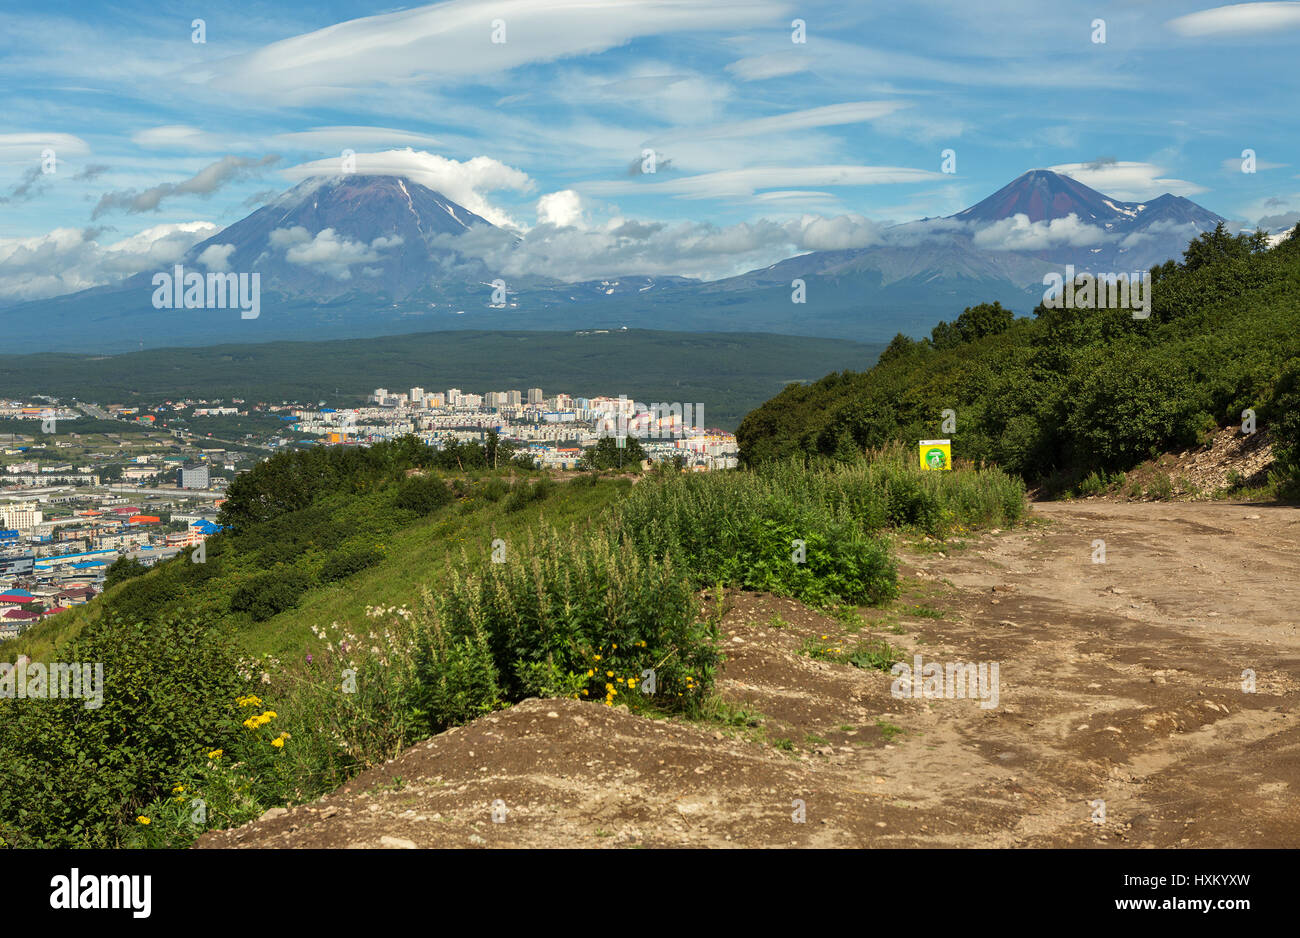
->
0, 613, 247, 847
1265, 358, 1300, 495
394, 473, 453, 515
230, 569, 313, 621
320, 547, 383, 582
504, 476, 554, 513
103, 556, 148, 590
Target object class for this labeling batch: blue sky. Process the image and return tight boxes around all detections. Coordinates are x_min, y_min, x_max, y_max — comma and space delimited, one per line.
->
1, 0, 1298, 298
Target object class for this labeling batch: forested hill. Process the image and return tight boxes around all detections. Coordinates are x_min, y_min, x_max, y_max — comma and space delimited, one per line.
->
736, 224, 1300, 493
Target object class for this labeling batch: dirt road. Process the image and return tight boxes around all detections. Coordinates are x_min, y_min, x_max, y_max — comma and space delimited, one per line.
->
200, 501, 1299, 848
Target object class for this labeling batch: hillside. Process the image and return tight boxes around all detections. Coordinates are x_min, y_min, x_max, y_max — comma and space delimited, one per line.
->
0, 443, 1025, 847
736, 223, 1300, 495
202, 500, 1300, 849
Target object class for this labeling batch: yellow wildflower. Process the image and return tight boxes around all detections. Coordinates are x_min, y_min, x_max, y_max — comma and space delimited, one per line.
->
271, 738, 285, 748
137, 816, 151, 825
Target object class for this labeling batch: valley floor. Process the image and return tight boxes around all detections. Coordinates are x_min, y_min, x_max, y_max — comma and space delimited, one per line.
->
198, 501, 1299, 848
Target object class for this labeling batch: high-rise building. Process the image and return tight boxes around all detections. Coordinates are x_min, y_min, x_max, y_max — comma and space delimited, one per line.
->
0, 501, 42, 531
373, 388, 388, 404
179, 464, 210, 490
410, 387, 425, 404
447, 388, 462, 407
507, 390, 522, 406
527, 388, 543, 405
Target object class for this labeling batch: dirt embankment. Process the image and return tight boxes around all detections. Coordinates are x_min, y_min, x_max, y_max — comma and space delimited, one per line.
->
199, 501, 1299, 849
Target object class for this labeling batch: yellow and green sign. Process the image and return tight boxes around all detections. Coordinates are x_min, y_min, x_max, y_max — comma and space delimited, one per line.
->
918, 439, 951, 471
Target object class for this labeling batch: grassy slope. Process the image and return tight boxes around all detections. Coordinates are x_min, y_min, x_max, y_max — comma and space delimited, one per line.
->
4, 475, 632, 664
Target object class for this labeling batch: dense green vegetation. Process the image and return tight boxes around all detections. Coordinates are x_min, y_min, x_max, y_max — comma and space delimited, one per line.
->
0, 436, 1021, 847
737, 225, 1300, 494
0, 329, 885, 431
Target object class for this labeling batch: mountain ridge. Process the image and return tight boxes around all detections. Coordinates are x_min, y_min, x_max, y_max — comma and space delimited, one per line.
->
0, 170, 1234, 352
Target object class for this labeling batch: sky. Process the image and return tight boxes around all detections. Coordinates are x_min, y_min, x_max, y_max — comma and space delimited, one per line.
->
1, 0, 1298, 300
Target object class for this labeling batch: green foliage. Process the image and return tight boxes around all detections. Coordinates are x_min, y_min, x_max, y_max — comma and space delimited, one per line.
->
0, 442, 1021, 848
738, 226, 1300, 487
393, 473, 454, 515
611, 450, 1025, 608
320, 547, 384, 583
1265, 358, 1300, 495
504, 476, 554, 513
930, 301, 1015, 350
0, 613, 246, 847
582, 435, 648, 470
231, 569, 313, 621
103, 555, 148, 590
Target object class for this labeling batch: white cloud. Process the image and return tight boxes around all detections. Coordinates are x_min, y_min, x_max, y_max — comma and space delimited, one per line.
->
132, 125, 228, 150
1168, 2, 1300, 37
581, 164, 942, 200
648, 101, 907, 145
724, 52, 815, 81
0, 222, 217, 301
208, 0, 791, 101
787, 214, 884, 251
196, 244, 236, 271
971, 213, 1107, 251
270, 226, 404, 280
0, 132, 90, 164
537, 190, 586, 228
282, 149, 533, 228
430, 208, 892, 282
271, 127, 446, 151
1049, 161, 1207, 200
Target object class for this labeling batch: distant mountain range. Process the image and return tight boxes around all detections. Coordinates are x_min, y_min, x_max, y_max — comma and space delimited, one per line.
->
1, 170, 1232, 353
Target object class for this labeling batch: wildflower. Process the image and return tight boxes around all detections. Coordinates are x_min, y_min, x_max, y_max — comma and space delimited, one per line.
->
271, 738, 285, 748
208, 749, 223, 759
306, 653, 313, 664
612, 644, 618, 650
586, 669, 594, 677
581, 689, 589, 696
137, 816, 150, 825
593, 655, 601, 662
172, 785, 185, 794
606, 670, 614, 678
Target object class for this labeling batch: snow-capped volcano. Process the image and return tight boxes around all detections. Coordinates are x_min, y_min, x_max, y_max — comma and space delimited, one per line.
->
182, 175, 501, 300
951, 169, 1224, 235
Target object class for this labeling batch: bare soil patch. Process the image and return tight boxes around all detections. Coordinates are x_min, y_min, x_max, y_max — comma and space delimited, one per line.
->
199, 501, 1299, 849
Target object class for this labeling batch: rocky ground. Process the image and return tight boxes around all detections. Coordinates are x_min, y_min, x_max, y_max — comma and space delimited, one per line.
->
199, 500, 1299, 849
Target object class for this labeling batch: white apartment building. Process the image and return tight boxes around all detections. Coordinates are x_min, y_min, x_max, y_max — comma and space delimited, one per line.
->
0, 501, 43, 530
